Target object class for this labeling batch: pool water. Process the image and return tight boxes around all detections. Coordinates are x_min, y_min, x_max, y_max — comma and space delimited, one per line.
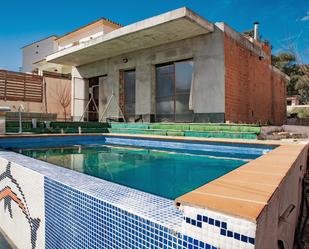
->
16, 144, 248, 199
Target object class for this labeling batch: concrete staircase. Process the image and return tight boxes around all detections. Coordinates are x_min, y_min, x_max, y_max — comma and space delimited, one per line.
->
108, 123, 261, 139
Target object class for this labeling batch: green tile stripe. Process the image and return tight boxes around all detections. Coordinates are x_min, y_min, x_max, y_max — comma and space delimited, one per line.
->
109, 128, 166, 135
109, 128, 257, 139
149, 124, 190, 131
184, 131, 257, 139
110, 123, 149, 129
110, 123, 261, 134
188, 124, 261, 133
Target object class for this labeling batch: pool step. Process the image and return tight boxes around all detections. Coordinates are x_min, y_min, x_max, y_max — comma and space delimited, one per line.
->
110, 123, 150, 129
110, 123, 261, 133
108, 128, 167, 136
184, 131, 257, 139
109, 128, 258, 139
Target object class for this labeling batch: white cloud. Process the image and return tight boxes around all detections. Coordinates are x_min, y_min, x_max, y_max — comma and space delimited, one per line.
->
301, 11, 309, 21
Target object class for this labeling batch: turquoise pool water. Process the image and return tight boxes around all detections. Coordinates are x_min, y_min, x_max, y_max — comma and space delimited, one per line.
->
16, 144, 248, 199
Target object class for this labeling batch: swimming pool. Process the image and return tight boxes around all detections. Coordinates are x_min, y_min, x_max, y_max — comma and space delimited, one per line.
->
8, 135, 273, 200
2, 134, 302, 249
16, 144, 249, 199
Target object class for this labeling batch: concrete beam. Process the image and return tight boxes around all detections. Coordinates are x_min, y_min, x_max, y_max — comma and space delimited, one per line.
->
46, 7, 214, 66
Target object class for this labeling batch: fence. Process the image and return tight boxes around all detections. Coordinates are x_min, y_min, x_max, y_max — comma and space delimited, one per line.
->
0, 70, 43, 102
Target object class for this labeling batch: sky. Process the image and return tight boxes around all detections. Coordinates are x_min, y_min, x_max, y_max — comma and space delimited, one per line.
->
0, 0, 308, 71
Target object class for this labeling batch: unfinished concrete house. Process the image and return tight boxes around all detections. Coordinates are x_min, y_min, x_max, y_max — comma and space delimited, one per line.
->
46, 7, 288, 125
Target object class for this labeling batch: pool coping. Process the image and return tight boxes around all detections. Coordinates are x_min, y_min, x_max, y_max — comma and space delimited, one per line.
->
0, 133, 307, 224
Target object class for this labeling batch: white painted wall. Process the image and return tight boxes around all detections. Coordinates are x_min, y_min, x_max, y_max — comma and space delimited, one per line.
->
57, 26, 105, 51
22, 36, 57, 73
72, 76, 89, 121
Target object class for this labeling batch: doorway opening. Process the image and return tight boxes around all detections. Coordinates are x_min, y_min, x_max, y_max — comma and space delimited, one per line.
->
87, 77, 99, 122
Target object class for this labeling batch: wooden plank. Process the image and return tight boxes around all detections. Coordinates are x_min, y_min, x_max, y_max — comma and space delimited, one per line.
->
4, 71, 7, 101
0, 69, 43, 102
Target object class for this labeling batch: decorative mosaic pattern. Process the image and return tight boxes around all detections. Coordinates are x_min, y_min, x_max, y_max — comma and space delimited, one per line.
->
0, 159, 45, 249
180, 206, 256, 249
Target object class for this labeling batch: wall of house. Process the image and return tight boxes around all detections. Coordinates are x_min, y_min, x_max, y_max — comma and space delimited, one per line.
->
22, 36, 57, 73
44, 77, 72, 121
72, 26, 225, 122
223, 25, 287, 125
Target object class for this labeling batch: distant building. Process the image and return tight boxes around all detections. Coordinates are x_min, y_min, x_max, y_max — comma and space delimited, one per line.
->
287, 95, 301, 106
21, 18, 121, 75
22, 35, 58, 73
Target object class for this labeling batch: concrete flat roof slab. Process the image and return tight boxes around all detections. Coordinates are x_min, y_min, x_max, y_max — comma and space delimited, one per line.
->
46, 7, 214, 66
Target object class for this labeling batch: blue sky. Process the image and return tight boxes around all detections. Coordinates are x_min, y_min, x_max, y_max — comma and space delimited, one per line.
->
0, 0, 308, 71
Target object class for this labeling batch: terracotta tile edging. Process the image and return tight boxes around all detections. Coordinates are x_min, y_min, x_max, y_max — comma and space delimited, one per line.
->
175, 142, 309, 222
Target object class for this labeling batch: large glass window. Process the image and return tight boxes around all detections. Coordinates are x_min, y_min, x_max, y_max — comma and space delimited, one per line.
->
155, 64, 174, 120
124, 69, 136, 118
156, 60, 194, 122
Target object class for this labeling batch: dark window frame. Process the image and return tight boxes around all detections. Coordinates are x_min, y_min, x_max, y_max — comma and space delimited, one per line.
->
120, 69, 136, 120
155, 59, 194, 122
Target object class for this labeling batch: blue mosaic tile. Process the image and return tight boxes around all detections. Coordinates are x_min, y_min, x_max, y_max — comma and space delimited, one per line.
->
45, 177, 217, 249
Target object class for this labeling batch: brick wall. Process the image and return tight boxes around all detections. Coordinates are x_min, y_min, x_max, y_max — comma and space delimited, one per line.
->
224, 32, 287, 125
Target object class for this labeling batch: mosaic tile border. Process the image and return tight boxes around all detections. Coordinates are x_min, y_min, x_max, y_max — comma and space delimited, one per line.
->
0, 158, 45, 249
0, 162, 41, 249
180, 206, 256, 249
184, 215, 255, 244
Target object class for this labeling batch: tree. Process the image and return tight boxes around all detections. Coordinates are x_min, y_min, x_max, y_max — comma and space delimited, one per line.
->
272, 52, 298, 96
54, 82, 71, 121
295, 69, 309, 104
272, 51, 309, 103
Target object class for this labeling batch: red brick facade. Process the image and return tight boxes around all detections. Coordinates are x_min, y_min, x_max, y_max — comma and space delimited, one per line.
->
224, 33, 287, 125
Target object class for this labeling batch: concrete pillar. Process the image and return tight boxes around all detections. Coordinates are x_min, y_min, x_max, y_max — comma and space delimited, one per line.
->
72, 77, 88, 121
